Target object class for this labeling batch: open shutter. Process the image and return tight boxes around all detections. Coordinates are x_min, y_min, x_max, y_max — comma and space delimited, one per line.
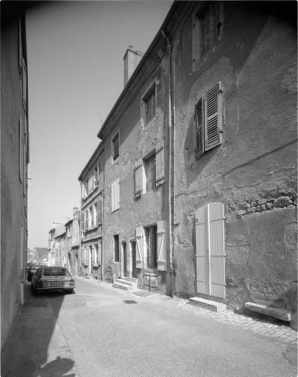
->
81, 212, 85, 233
205, 81, 222, 150
157, 220, 167, 271
85, 210, 89, 230
134, 165, 143, 198
195, 98, 204, 158
98, 240, 102, 266
135, 226, 144, 269
97, 196, 102, 225
209, 202, 225, 298
91, 246, 95, 264
195, 205, 209, 295
116, 178, 120, 209
156, 147, 165, 186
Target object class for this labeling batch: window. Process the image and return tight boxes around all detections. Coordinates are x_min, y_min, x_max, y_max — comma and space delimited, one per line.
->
145, 154, 155, 192
193, 2, 223, 65
114, 235, 119, 262
144, 86, 156, 125
111, 179, 120, 212
112, 132, 119, 161
134, 147, 164, 199
195, 82, 222, 159
145, 226, 157, 269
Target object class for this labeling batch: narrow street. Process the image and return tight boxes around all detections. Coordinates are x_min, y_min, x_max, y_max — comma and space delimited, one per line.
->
2, 277, 297, 377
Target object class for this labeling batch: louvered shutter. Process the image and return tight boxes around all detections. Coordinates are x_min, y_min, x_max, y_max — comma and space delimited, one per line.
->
115, 178, 120, 209
98, 240, 102, 265
156, 147, 165, 186
157, 220, 167, 271
91, 246, 95, 264
209, 202, 225, 298
134, 165, 143, 198
97, 196, 102, 225
135, 226, 144, 269
195, 98, 204, 159
205, 82, 222, 150
111, 181, 115, 212
85, 210, 89, 230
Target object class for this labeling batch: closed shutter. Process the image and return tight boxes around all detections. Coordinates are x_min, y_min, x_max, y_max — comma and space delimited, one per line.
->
134, 165, 143, 198
136, 226, 144, 269
195, 98, 204, 158
157, 220, 167, 271
195, 202, 225, 298
156, 147, 165, 186
205, 82, 222, 150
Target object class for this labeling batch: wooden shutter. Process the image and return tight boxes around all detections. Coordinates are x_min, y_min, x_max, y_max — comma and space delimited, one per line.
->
98, 240, 102, 265
195, 98, 204, 159
81, 212, 85, 233
156, 147, 165, 186
85, 210, 89, 230
195, 202, 225, 298
97, 196, 102, 225
115, 178, 120, 210
135, 226, 144, 269
209, 202, 225, 298
205, 82, 222, 150
195, 205, 209, 295
134, 165, 143, 198
157, 220, 167, 271
91, 246, 95, 264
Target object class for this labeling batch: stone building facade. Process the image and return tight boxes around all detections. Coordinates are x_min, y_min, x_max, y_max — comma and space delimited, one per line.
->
78, 1, 297, 325
78, 142, 105, 281
1, 3, 30, 348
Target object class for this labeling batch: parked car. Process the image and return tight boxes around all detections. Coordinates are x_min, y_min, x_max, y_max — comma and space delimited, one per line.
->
31, 266, 75, 295
27, 264, 47, 282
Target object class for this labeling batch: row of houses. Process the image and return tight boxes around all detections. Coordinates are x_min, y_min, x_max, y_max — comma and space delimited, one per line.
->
48, 1, 297, 328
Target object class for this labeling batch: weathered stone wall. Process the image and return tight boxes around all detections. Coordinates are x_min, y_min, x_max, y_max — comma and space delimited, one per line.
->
172, 1, 297, 314
1, 17, 28, 348
102, 56, 170, 291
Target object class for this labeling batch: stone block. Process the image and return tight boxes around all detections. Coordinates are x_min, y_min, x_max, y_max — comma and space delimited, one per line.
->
244, 302, 291, 322
189, 297, 226, 312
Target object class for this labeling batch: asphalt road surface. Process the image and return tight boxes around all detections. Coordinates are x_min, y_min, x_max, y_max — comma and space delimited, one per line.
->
2, 277, 297, 377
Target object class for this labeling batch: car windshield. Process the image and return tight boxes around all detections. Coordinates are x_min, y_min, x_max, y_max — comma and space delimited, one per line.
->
43, 268, 69, 277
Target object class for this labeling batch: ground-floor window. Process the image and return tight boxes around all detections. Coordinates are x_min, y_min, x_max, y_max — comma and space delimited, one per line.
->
145, 225, 157, 268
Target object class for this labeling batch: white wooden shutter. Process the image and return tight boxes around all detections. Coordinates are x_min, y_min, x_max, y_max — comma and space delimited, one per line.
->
91, 246, 95, 264
157, 220, 167, 271
155, 147, 165, 186
195, 202, 225, 298
85, 210, 89, 230
97, 196, 102, 225
81, 212, 85, 233
195, 205, 209, 295
135, 226, 144, 269
134, 165, 143, 198
205, 82, 222, 150
115, 178, 120, 210
209, 202, 225, 298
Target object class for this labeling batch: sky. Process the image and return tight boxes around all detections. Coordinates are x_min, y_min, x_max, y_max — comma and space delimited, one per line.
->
26, 0, 173, 248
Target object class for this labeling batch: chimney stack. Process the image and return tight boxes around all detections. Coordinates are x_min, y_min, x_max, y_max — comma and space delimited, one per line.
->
123, 46, 144, 87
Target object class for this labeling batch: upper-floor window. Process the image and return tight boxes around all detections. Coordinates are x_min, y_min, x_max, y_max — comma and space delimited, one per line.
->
145, 154, 155, 192
112, 132, 119, 162
142, 83, 156, 125
145, 225, 157, 269
195, 82, 223, 159
193, 2, 223, 67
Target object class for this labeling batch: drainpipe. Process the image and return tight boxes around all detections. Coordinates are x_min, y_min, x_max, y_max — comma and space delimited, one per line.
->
162, 30, 175, 297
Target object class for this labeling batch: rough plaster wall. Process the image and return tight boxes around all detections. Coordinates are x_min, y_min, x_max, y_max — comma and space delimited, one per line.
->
103, 65, 168, 285
173, 4, 297, 309
1, 20, 25, 348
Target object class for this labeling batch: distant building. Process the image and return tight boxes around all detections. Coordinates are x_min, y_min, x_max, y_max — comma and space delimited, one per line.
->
1, 2, 30, 348
65, 207, 80, 275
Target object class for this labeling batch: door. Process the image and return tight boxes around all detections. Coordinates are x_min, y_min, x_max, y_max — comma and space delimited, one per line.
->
131, 241, 137, 278
122, 242, 127, 277
195, 202, 225, 299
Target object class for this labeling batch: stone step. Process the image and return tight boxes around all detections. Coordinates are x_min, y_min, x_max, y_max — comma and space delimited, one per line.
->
117, 278, 135, 287
188, 297, 226, 312
244, 302, 291, 322
112, 281, 133, 291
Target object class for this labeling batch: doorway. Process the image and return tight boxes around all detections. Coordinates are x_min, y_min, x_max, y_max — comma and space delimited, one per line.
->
122, 242, 127, 277
130, 241, 137, 278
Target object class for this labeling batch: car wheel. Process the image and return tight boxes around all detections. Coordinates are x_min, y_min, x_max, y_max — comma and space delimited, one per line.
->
65, 289, 74, 294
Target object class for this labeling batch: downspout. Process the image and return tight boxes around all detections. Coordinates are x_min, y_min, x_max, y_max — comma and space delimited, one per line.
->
162, 30, 175, 297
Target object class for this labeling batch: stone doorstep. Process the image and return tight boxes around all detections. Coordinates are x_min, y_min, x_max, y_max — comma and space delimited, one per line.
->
112, 281, 133, 291
188, 297, 227, 312
244, 302, 292, 322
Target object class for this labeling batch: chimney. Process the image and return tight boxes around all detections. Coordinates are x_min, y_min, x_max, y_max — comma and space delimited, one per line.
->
123, 46, 144, 87
73, 207, 79, 219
